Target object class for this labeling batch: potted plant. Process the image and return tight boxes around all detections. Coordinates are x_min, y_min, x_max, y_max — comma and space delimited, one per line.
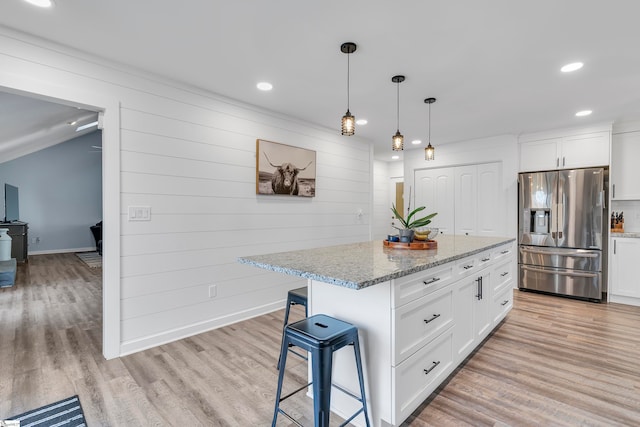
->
391, 203, 437, 242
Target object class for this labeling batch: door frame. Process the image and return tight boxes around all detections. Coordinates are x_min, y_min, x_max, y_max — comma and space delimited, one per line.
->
0, 82, 121, 359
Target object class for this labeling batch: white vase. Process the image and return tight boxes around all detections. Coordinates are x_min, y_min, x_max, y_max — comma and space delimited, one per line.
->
0, 228, 11, 261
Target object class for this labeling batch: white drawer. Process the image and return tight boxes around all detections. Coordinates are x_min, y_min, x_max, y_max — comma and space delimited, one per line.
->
492, 258, 514, 295
392, 285, 454, 365
456, 255, 478, 276
493, 286, 513, 325
492, 241, 515, 261
391, 329, 454, 424
392, 263, 454, 308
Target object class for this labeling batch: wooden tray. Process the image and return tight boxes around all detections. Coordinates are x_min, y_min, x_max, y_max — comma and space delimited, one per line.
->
383, 239, 437, 250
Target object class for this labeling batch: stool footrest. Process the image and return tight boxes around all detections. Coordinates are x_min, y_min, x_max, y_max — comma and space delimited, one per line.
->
278, 382, 312, 403
276, 408, 304, 427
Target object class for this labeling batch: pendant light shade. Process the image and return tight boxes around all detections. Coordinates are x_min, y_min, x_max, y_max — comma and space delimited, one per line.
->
424, 97, 436, 160
340, 42, 357, 136
391, 75, 405, 151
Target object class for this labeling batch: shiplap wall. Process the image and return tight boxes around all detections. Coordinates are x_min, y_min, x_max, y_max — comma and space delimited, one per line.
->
0, 28, 372, 356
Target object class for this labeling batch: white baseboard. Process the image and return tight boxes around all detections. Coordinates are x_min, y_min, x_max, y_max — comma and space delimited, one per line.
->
28, 246, 97, 255
118, 299, 285, 357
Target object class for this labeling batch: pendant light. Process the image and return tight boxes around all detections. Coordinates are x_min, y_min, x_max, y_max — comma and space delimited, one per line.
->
424, 97, 436, 160
340, 42, 357, 136
391, 75, 405, 151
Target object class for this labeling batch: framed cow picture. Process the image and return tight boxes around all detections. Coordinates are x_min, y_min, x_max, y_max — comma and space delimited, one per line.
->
256, 139, 316, 197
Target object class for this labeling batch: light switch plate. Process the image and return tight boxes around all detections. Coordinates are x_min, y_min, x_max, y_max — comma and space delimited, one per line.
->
128, 206, 151, 221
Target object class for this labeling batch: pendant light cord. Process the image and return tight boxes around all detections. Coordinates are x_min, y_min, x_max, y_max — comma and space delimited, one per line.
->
428, 102, 431, 143
396, 82, 400, 131
347, 52, 350, 111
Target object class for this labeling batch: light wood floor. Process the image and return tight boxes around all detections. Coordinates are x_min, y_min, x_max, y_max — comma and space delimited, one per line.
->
1, 253, 639, 426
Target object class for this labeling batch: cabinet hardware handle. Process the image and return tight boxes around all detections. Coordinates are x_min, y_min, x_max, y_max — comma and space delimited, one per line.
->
501, 272, 509, 277
613, 184, 616, 199
463, 265, 474, 270
424, 314, 441, 324
557, 157, 559, 167
501, 300, 509, 306
423, 277, 441, 285
480, 276, 483, 300
501, 250, 509, 254
476, 277, 482, 300
481, 257, 490, 262
424, 360, 441, 375
563, 156, 566, 166
614, 240, 616, 255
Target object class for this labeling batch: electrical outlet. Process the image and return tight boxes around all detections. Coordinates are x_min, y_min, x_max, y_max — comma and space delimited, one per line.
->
208, 284, 217, 298
35, 237, 41, 244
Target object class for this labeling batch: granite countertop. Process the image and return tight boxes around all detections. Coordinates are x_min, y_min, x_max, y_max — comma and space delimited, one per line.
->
611, 231, 640, 238
238, 235, 515, 290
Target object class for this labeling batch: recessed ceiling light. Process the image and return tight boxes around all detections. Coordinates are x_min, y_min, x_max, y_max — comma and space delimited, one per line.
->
256, 82, 273, 91
575, 110, 592, 117
356, 119, 368, 125
561, 62, 583, 73
411, 139, 422, 145
24, 0, 53, 7
391, 155, 399, 160
76, 121, 99, 131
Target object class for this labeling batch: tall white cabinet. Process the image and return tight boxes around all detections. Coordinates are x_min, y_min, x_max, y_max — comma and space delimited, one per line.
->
611, 130, 640, 200
415, 162, 502, 237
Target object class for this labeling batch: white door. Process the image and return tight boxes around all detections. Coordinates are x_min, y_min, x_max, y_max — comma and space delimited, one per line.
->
476, 162, 502, 236
454, 165, 477, 236
415, 168, 454, 235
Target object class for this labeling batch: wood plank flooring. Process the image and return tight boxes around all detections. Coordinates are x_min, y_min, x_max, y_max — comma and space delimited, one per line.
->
1, 253, 639, 426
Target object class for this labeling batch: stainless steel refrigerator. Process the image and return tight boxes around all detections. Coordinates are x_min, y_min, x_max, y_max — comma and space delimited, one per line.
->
518, 168, 608, 301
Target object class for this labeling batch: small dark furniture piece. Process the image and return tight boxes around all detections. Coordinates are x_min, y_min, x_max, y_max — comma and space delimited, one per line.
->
90, 221, 102, 255
2, 222, 28, 263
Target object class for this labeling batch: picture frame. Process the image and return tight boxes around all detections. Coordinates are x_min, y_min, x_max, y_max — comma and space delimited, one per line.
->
256, 139, 316, 197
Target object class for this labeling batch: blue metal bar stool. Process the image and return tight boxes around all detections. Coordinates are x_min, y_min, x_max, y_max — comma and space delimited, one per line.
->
272, 314, 371, 427
277, 286, 308, 370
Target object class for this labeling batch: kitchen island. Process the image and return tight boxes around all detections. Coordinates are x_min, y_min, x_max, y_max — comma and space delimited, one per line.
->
239, 235, 516, 427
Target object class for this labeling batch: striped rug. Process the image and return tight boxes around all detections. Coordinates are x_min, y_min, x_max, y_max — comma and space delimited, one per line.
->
76, 251, 102, 268
7, 395, 87, 426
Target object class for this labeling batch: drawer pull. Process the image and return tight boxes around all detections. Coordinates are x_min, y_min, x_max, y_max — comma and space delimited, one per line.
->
424, 361, 441, 375
463, 264, 474, 270
501, 300, 509, 306
423, 277, 441, 285
481, 257, 490, 262
423, 314, 441, 324
500, 272, 509, 277
501, 250, 509, 254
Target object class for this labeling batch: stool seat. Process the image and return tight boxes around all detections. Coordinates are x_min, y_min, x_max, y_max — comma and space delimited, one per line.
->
287, 314, 355, 346
273, 314, 370, 427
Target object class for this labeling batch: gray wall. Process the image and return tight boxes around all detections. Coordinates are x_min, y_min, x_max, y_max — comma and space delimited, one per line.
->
0, 131, 102, 253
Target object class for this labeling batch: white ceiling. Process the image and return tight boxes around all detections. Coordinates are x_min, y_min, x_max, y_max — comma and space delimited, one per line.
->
1, 1, 640, 161
0, 91, 98, 163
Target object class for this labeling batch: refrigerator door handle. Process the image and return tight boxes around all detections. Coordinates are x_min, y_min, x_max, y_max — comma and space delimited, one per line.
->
551, 232, 556, 239
521, 265, 599, 278
558, 231, 563, 239
521, 248, 600, 258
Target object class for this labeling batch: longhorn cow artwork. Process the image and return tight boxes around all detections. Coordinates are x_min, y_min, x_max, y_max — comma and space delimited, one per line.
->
256, 139, 316, 197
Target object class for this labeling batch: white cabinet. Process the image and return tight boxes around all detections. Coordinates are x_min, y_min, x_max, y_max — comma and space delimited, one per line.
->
519, 138, 561, 171
453, 266, 492, 363
610, 237, 640, 306
520, 131, 610, 172
310, 240, 516, 426
415, 162, 502, 237
611, 131, 640, 200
